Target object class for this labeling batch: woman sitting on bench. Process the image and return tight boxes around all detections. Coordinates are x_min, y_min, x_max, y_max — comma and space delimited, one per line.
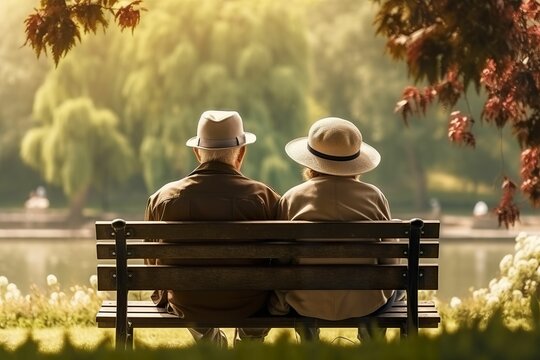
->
268, 117, 399, 342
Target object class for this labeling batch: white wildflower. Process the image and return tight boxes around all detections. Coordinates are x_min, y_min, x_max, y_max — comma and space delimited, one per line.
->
450, 297, 462, 309
499, 254, 513, 274
0, 276, 8, 287
49, 291, 59, 305
46, 274, 58, 286
514, 250, 525, 262
512, 290, 523, 301
5, 288, 20, 301
527, 259, 539, 273
89, 275, 98, 288
71, 289, 90, 306
473, 288, 488, 299
486, 294, 499, 306
6, 283, 17, 292
490, 277, 511, 297
516, 232, 528, 243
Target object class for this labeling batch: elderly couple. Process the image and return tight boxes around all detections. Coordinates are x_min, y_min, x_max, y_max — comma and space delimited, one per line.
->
144, 110, 397, 346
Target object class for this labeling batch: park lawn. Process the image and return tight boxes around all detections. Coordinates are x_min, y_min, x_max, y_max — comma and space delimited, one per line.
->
0, 327, 400, 352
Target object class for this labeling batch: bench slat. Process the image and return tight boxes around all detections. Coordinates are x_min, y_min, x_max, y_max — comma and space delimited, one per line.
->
97, 264, 438, 291
96, 240, 439, 259
96, 311, 440, 329
99, 300, 437, 307
97, 305, 438, 314
95, 220, 440, 240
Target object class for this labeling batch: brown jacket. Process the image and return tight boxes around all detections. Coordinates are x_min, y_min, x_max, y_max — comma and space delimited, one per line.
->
145, 161, 280, 321
268, 175, 395, 320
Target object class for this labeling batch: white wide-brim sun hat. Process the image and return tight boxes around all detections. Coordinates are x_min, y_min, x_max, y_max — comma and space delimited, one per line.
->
186, 110, 256, 150
285, 117, 380, 176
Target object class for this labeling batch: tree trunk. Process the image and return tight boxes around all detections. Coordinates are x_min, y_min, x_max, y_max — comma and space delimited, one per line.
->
68, 186, 89, 223
403, 142, 429, 211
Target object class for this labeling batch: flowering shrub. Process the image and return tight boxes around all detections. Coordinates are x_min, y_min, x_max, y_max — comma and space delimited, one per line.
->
0, 274, 108, 328
441, 233, 540, 329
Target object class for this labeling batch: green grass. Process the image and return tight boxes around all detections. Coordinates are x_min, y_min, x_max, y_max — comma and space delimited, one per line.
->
0, 320, 539, 359
0, 327, 412, 353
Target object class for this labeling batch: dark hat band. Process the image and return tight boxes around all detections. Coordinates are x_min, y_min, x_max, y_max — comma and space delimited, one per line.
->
307, 144, 360, 162
197, 134, 246, 148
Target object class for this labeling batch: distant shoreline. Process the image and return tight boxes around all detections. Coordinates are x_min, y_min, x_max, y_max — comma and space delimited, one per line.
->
0, 210, 538, 240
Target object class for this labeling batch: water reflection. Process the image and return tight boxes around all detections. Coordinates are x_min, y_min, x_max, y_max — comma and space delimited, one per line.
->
0, 238, 516, 301
0, 239, 96, 292
438, 240, 514, 300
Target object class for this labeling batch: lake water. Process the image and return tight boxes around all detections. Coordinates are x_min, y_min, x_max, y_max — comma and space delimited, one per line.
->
0, 238, 516, 301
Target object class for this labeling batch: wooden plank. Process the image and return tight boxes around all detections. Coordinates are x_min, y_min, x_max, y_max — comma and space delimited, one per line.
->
96, 240, 439, 260
96, 312, 440, 329
97, 264, 438, 291
99, 300, 437, 307
97, 305, 438, 315
95, 220, 440, 240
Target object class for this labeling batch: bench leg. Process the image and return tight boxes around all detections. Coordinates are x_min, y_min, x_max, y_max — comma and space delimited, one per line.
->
400, 324, 408, 339
127, 322, 134, 350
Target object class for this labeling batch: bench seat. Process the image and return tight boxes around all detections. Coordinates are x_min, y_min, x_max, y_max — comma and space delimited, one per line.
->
96, 300, 440, 329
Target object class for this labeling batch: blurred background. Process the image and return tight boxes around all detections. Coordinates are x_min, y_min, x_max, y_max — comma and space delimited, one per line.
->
0, 0, 538, 300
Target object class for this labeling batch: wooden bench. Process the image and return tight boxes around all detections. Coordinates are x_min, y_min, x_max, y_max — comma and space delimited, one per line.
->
95, 218, 440, 350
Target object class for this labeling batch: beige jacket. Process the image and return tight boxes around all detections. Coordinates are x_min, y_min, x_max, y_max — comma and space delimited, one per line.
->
268, 175, 395, 320
145, 161, 280, 321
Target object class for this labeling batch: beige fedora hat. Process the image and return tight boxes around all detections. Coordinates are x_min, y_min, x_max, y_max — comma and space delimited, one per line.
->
186, 110, 256, 149
285, 117, 380, 176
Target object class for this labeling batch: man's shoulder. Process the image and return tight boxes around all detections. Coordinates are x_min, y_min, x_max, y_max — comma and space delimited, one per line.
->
149, 178, 191, 203
240, 176, 279, 194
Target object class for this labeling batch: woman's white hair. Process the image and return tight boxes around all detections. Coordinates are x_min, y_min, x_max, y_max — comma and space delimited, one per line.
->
197, 147, 242, 166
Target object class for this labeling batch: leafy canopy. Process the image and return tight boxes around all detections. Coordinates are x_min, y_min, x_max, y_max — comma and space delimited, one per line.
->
374, 0, 540, 226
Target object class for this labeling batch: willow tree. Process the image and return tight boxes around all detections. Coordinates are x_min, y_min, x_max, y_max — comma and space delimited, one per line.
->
21, 98, 134, 219
119, 0, 309, 193
0, 0, 50, 202
25, 0, 309, 197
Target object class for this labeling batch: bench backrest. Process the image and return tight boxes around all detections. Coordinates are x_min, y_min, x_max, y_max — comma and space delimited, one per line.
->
96, 219, 439, 291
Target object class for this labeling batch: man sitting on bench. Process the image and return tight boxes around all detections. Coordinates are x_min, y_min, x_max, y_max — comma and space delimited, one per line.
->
268, 117, 399, 342
144, 110, 280, 347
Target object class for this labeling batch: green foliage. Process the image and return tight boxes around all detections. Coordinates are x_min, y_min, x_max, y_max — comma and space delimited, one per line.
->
21, 97, 135, 216
131, 0, 308, 192
31, 0, 309, 195
0, 274, 104, 328
4, 0, 535, 212
0, 0, 51, 203
2, 317, 540, 358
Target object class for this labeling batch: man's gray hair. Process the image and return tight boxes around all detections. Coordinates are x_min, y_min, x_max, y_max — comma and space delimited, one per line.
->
198, 147, 242, 166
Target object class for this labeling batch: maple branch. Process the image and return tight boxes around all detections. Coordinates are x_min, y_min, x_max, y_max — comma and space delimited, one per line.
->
24, 0, 145, 66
